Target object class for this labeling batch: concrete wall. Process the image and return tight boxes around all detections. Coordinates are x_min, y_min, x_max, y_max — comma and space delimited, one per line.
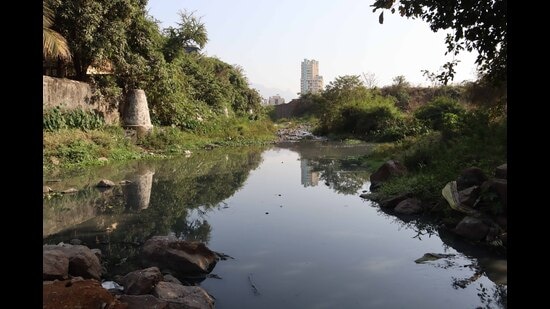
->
43, 75, 120, 124
274, 98, 315, 119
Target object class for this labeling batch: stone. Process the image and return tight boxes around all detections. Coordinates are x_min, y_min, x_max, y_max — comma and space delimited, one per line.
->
43, 249, 69, 280
482, 179, 507, 211
153, 282, 214, 309
91, 248, 103, 260
141, 236, 218, 276
62, 188, 78, 194
379, 193, 413, 209
70, 239, 82, 246
122, 89, 153, 133
44, 244, 102, 280
495, 163, 507, 179
370, 160, 407, 190
97, 179, 116, 188
163, 274, 183, 285
98, 157, 109, 162
456, 167, 488, 190
458, 186, 480, 207
453, 216, 490, 241
394, 198, 423, 215
43, 186, 53, 193
43, 279, 127, 309
118, 295, 168, 309
120, 267, 163, 295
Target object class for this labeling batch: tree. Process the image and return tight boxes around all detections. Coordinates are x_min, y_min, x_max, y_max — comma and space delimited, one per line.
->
372, 0, 506, 85
362, 72, 378, 89
163, 10, 208, 62
50, 0, 145, 80
43, 1, 71, 61
324, 75, 368, 102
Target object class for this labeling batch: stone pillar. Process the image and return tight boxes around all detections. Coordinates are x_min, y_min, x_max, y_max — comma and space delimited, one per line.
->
123, 89, 153, 135
124, 166, 155, 211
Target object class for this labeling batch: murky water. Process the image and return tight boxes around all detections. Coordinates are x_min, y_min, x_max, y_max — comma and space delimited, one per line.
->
43, 141, 506, 308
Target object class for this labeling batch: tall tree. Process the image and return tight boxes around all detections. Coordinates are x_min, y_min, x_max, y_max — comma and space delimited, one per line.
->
372, 0, 507, 84
163, 10, 208, 62
43, 0, 71, 61
50, 0, 145, 80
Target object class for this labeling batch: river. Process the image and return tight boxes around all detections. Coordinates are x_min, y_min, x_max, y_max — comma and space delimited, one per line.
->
43, 141, 507, 308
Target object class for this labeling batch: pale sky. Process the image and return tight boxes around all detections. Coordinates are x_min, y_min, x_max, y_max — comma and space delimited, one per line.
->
147, 0, 479, 100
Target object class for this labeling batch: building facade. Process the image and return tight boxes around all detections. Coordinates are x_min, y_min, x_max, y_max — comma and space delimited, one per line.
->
300, 59, 324, 95
268, 94, 285, 105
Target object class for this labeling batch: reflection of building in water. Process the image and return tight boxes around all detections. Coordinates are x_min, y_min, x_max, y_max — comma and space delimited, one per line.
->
300, 158, 319, 187
123, 166, 155, 211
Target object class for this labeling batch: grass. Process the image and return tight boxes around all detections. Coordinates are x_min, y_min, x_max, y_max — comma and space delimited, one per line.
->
43, 118, 277, 172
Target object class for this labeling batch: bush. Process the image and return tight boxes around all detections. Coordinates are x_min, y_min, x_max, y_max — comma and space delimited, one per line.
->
414, 96, 465, 131
43, 107, 105, 131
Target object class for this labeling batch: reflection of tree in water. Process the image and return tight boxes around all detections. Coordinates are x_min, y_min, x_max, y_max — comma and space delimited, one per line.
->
309, 158, 370, 195
43, 146, 265, 277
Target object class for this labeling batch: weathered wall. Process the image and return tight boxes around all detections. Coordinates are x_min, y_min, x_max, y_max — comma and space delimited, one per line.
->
274, 98, 316, 119
43, 75, 120, 124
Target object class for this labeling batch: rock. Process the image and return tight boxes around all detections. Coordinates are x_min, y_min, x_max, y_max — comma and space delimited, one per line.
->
479, 259, 507, 285
141, 236, 218, 276
120, 180, 133, 185
370, 160, 407, 190
482, 179, 507, 211
50, 156, 60, 165
43, 279, 127, 309
163, 274, 183, 285
458, 186, 480, 207
43, 250, 69, 280
379, 193, 413, 209
97, 179, 116, 188
44, 244, 102, 280
118, 295, 169, 309
394, 198, 423, 214
442, 181, 480, 215
70, 239, 82, 246
414, 253, 456, 264
153, 282, 214, 309
456, 167, 488, 190
91, 248, 103, 260
43, 186, 53, 193
495, 163, 507, 179
61, 188, 78, 194
453, 216, 490, 241
359, 193, 370, 199
98, 157, 109, 162
120, 267, 163, 295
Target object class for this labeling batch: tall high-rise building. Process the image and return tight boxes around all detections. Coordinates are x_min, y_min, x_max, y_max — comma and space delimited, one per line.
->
300, 59, 323, 95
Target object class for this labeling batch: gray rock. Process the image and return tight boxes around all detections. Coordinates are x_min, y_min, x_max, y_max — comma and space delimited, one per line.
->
118, 295, 169, 309
153, 282, 214, 309
43, 249, 69, 280
43, 244, 102, 280
163, 274, 182, 285
96, 179, 116, 188
495, 163, 507, 179
370, 160, 407, 190
414, 253, 456, 264
458, 186, 480, 207
394, 198, 423, 214
98, 157, 109, 162
61, 188, 78, 194
141, 236, 218, 276
70, 239, 82, 246
456, 167, 488, 190
453, 216, 490, 241
120, 267, 164, 295
482, 179, 507, 211
379, 193, 413, 209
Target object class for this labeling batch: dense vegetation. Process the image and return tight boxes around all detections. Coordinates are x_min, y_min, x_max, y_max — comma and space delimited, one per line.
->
43, 0, 275, 170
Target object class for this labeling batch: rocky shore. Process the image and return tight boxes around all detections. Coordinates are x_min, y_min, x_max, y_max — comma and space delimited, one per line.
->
43, 235, 221, 309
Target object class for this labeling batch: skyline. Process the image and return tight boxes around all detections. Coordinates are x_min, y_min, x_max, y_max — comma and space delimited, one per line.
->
146, 0, 479, 100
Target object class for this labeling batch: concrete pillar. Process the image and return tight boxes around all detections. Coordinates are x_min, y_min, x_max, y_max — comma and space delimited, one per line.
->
123, 89, 153, 134
124, 166, 155, 211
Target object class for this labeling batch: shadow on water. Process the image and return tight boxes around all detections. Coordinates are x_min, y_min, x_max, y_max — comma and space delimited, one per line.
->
43, 146, 265, 277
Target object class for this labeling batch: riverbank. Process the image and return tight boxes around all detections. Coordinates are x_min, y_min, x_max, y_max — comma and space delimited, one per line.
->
43, 118, 277, 172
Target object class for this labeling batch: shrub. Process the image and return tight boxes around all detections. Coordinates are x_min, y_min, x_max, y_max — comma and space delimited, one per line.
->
43, 107, 105, 132
414, 96, 465, 131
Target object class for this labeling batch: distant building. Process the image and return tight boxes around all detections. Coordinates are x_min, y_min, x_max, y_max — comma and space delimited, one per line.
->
300, 159, 319, 187
300, 59, 323, 95
268, 94, 285, 105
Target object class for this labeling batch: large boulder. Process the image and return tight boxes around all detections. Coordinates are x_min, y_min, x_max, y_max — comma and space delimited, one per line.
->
120, 267, 163, 295
43, 249, 69, 280
494, 163, 507, 179
482, 179, 507, 211
153, 282, 214, 309
141, 236, 218, 276
43, 244, 102, 280
394, 198, 423, 215
97, 179, 116, 188
452, 216, 490, 241
458, 186, 480, 207
43, 279, 127, 309
379, 193, 413, 209
118, 295, 168, 309
456, 167, 488, 190
370, 160, 407, 190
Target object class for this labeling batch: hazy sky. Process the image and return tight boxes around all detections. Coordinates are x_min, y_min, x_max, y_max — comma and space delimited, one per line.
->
147, 0, 479, 100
